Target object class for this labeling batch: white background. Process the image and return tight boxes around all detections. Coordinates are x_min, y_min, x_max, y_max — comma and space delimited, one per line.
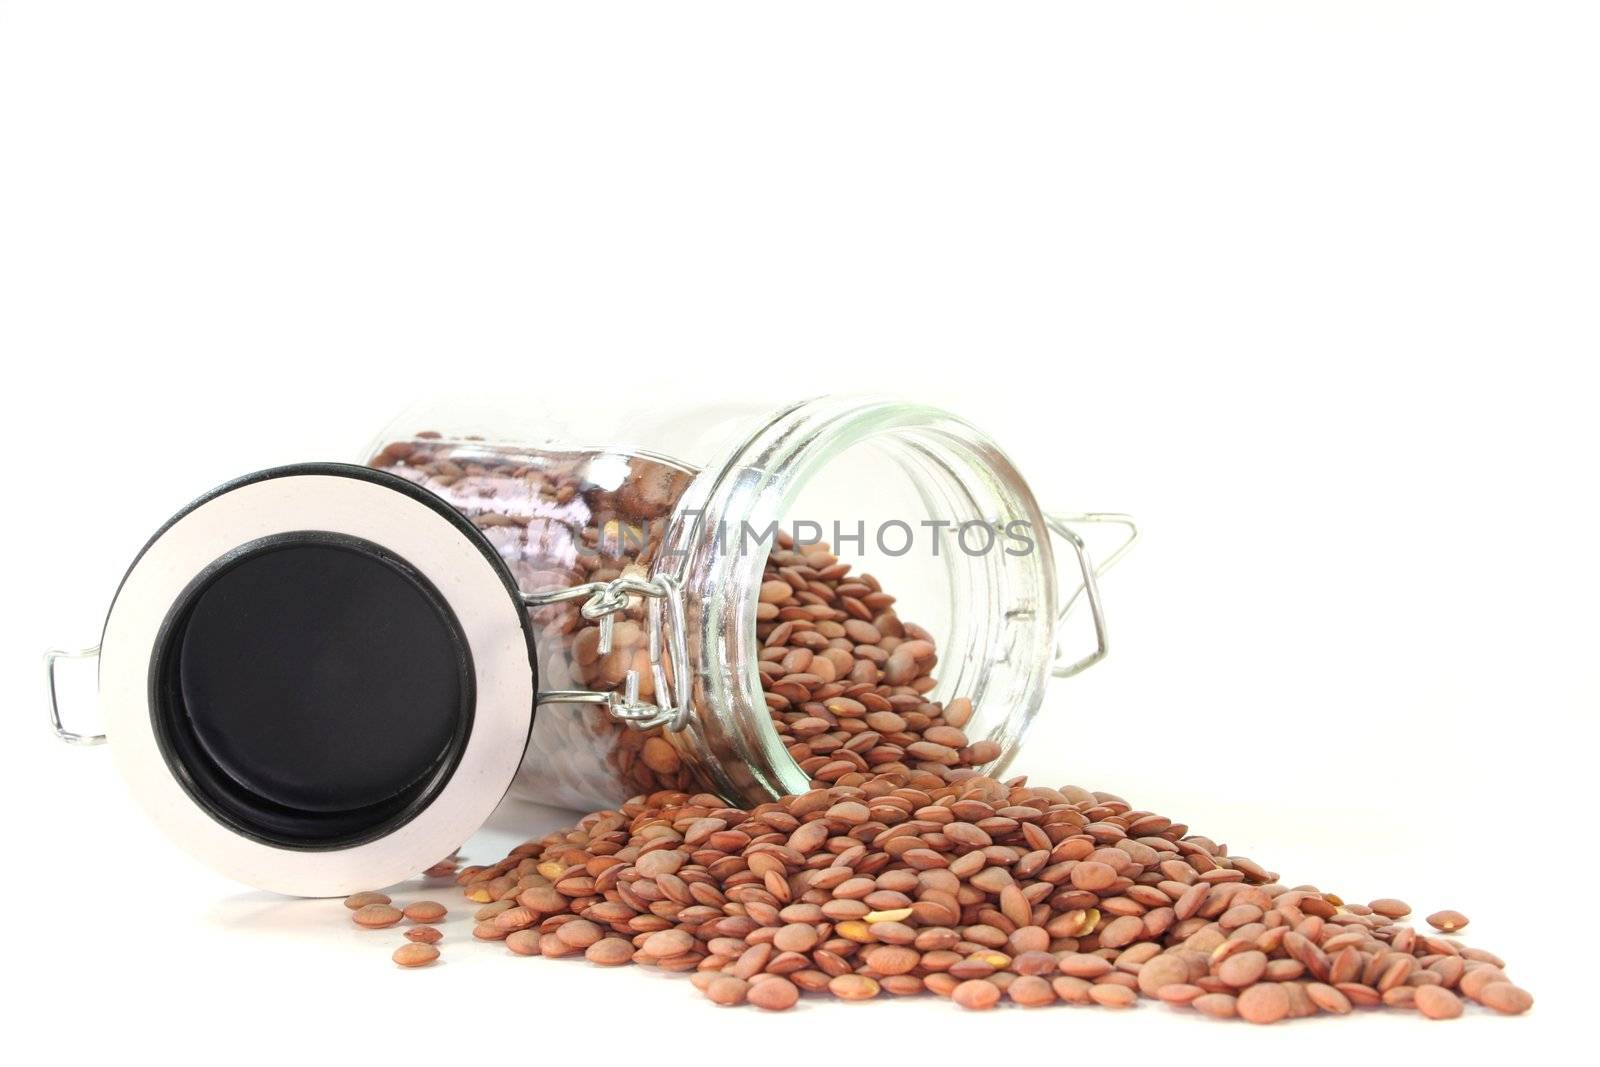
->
1, 2, 1594, 1063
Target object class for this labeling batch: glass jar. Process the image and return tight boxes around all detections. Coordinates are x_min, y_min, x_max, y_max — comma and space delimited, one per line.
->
48, 395, 1134, 895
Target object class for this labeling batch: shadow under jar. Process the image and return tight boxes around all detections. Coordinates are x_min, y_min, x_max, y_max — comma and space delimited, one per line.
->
49, 395, 1133, 895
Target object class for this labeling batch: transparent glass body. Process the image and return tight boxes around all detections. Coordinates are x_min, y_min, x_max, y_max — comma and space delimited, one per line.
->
365, 396, 1063, 813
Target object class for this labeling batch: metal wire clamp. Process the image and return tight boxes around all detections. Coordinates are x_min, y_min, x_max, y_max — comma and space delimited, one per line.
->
524, 573, 693, 732
1046, 513, 1140, 679
45, 646, 106, 746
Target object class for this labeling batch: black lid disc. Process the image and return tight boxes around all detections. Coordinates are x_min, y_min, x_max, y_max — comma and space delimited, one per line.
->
152, 532, 474, 849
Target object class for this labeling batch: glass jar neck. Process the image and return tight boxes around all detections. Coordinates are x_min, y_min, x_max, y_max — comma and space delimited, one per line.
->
656, 397, 1058, 806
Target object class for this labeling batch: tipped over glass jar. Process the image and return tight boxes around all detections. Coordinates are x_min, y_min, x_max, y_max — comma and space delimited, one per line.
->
49, 396, 1135, 895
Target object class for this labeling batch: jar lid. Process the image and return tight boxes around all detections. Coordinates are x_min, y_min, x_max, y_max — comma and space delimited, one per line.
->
99, 463, 536, 896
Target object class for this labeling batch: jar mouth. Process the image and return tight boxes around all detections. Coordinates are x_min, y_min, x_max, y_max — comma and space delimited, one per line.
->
662, 398, 1058, 805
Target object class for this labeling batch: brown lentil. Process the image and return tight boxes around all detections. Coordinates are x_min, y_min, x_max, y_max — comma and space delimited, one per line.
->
404, 925, 443, 945
954, 979, 1003, 1010
392, 943, 440, 968
1306, 982, 1352, 1014
585, 938, 634, 966
1137, 954, 1191, 996
1194, 993, 1239, 1019
1459, 966, 1508, 1000
1478, 983, 1534, 1015
351, 903, 403, 929
344, 891, 391, 910
1007, 975, 1056, 1007
1237, 982, 1291, 1024
1415, 985, 1464, 1020
1089, 984, 1137, 1009
1157, 984, 1205, 1006
1369, 898, 1411, 919
555, 919, 604, 948
504, 929, 541, 956
1217, 950, 1268, 988
704, 976, 750, 1006
749, 976, 801, 1011
828, 974, 880, 1001
642, 929, 694, 958
1426, 910, 1469, 932
773, 924, 819, 953
402, 901, 447, 923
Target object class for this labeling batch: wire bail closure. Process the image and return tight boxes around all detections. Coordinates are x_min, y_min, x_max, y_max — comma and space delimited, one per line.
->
1046, 513, 1140, 679
525, 573, 693, 732
45, 646, 106, 745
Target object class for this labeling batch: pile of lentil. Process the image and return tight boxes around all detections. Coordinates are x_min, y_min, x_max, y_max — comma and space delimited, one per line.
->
362, 439, 1530, 1019
355, 775, 1532, 1022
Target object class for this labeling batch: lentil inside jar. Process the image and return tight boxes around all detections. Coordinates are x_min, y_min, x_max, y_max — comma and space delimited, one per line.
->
369, 431, 999, 810
371, 433, 699, 809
